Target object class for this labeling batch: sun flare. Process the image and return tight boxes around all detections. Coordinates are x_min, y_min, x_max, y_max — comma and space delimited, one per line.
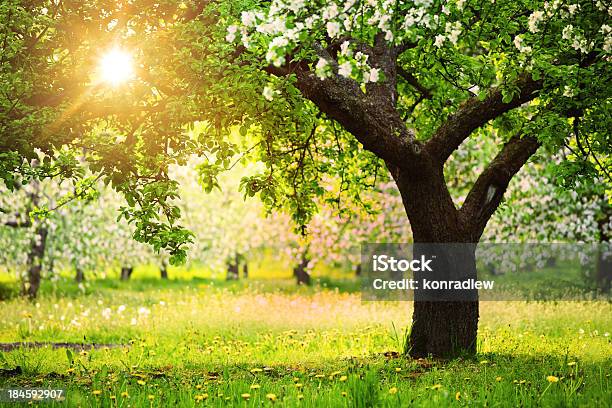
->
98, 48, 134, 86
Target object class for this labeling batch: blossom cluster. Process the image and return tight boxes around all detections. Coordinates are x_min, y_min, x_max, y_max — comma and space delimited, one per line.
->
225, 0, 465, 99
225, 0, 611, 101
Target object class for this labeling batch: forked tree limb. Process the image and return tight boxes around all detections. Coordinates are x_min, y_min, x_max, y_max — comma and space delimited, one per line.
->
425, 75, 543, 163
460, 133, 541, 240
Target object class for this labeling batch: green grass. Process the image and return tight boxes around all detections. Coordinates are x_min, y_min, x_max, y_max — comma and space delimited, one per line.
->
0, 274, 610, 407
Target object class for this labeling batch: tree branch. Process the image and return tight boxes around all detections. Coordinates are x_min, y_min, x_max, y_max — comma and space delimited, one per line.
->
460, 133, 541, 240
4, 216, 32, 228
397, 66, 432, 99
265, 44, 422, 169
425, 74, 542, 163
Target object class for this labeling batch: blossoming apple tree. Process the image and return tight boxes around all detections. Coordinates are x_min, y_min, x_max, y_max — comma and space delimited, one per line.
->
222, 0, 610, 357
2, 1, 610, 356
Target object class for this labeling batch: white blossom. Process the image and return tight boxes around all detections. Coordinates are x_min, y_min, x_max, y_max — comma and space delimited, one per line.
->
315, 58, 330, 79
326, 21, 341, 38
241, 11, 257, 27
226, 25, 238, 43
528, 10, 544, 33
338, 61, 352, 78
367, 68, 380, 83
513, 35, 532, 53
568, 4, 580, 15
262, 86, 275, 101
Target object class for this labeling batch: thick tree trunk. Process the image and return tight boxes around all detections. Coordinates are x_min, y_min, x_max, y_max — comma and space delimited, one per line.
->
293, 251, 311, 285
409, 244, 479, 357
393, 165, 479, 358
120, 266, 133, 281
22, 225, 48, 299
242, 262, 248, 279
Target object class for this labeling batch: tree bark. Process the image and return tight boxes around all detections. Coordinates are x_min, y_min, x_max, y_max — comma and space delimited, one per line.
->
596, 203, 611, 293
20, 172, 46, 300
160, 260, 168, 279
392, 164, 480, 357
226, 253, 240, 280
22, 224, 48, 299
293, 251, 311, 285
120, 266, 133, 281
242, 262, 248, 279
355, 264, 362, 276
75, 267, 85, 283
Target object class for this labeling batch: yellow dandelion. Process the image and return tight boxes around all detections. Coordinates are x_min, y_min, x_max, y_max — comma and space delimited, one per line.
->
250, 384, 260, 390
195, 384, 202, 390
315, 374, 325, 378
480, 360, 489, 365
241, 393, 251, 400
66, 368, 75, 374
567, 362, 577, 367
431, 384, 442, 390
389, 387, 398, 395
110, 395, 116, 400
395, 367, 402, 372
137, 380, 146, 386
455, 391, 461, 400
92, 390, 102, 396
120, 391, 129, 398
250, 368, 263, 374
341, 391, 347, 397
547, 376, 559, 383
295, 383, 303, 389
496, 376, 502, 382
339, 375, 348, 382
266, 393, 277, 401
79, 350, 88, 356
330, 371, 341, 377
297, 394, 304, 400
195, 394, 208, 402
147, 394, 155, 400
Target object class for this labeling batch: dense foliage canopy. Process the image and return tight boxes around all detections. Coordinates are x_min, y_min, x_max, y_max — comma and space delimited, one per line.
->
1, 0, 610, 266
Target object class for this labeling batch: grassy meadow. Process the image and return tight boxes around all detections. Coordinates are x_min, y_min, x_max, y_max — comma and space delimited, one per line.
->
0, 268, 610, 407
